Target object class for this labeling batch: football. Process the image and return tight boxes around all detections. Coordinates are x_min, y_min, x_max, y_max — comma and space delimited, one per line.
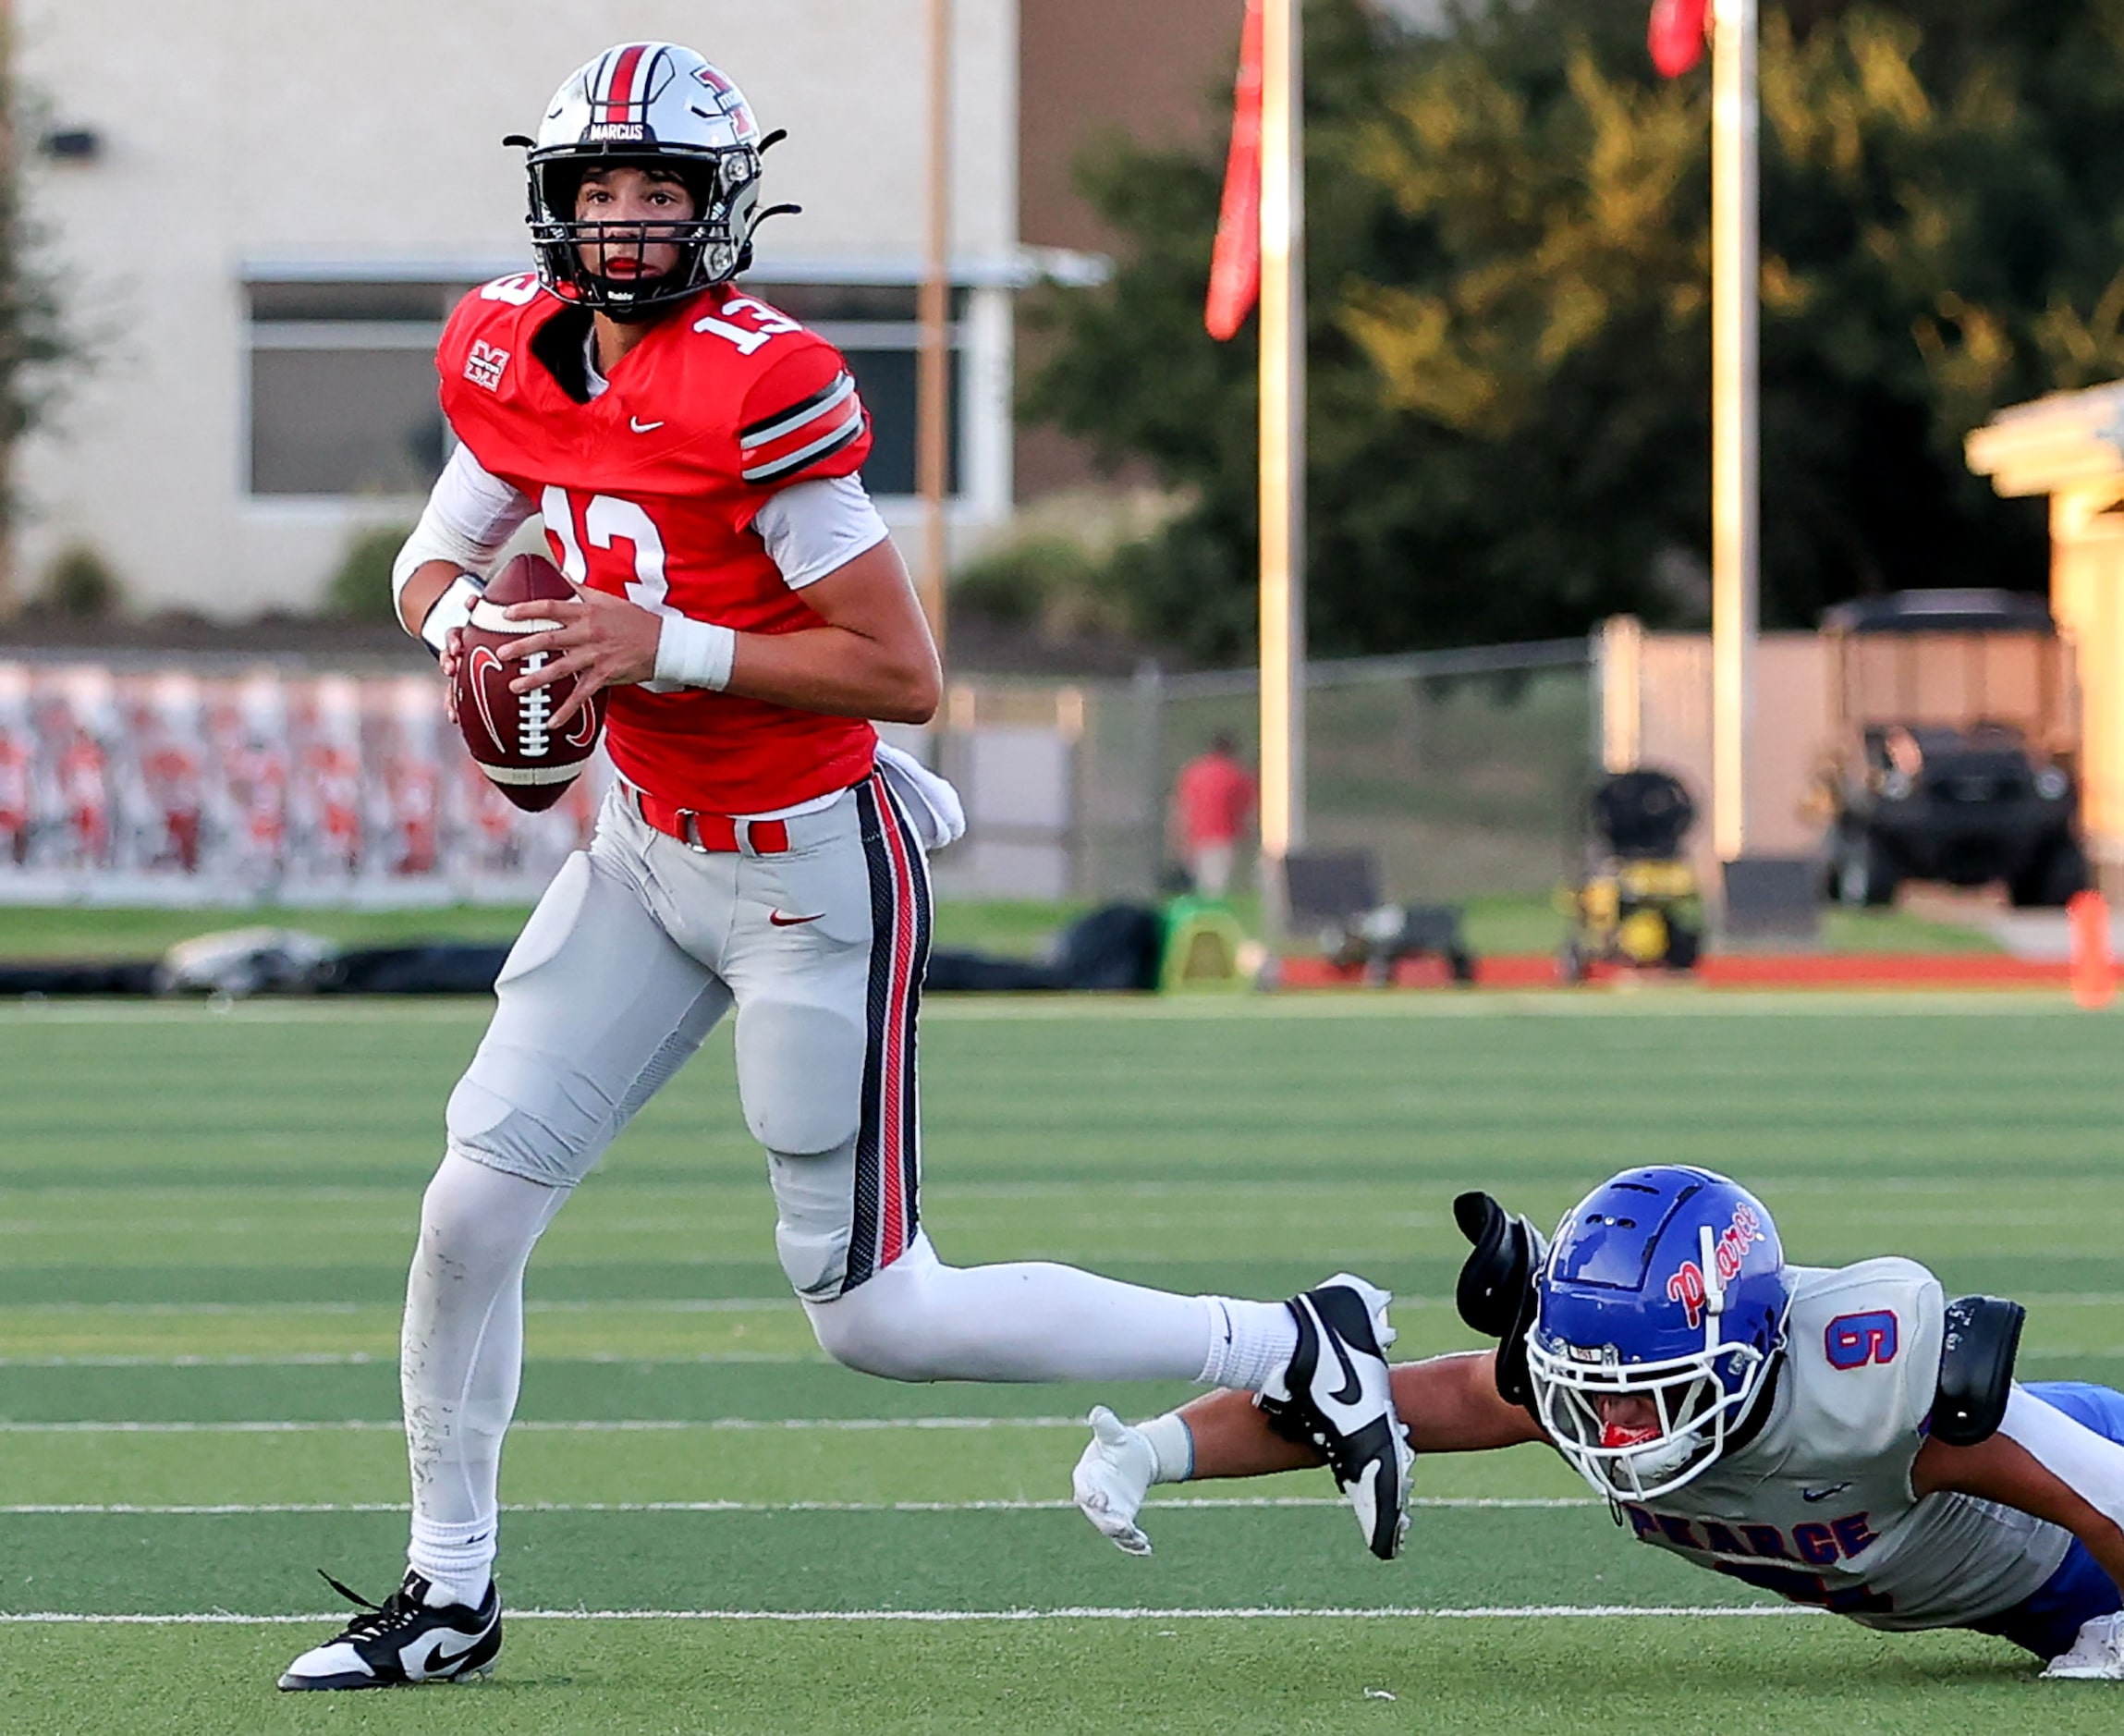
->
451, 552, 605, 813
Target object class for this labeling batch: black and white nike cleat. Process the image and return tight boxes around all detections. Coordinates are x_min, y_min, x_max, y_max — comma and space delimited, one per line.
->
277, 1569, 501, 1691
1259, 1273, 1413, 1560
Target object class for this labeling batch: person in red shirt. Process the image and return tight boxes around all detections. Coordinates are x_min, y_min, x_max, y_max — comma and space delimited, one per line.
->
1172, 732, 1257, 897
277, 43, 1406, 1693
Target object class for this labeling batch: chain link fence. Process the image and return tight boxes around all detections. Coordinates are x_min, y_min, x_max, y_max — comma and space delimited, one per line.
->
0, 639, 1596, 910
934, 638, 1597, 905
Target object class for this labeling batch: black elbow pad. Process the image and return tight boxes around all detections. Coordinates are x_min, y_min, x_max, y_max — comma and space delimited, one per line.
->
1453, 1191, 1547, 1419
1931, 1294, 2026, 1448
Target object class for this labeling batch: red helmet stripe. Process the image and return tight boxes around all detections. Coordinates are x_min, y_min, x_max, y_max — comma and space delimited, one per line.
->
603, 43, 647, 122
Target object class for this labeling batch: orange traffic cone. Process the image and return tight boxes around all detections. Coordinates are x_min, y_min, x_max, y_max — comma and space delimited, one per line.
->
2069, 889, 2116, 1010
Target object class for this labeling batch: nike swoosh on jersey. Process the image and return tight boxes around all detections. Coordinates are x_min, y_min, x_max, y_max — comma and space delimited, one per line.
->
1801, 1483, 1852, 1503
629, 417, 665, 433
768, 911, 824, 927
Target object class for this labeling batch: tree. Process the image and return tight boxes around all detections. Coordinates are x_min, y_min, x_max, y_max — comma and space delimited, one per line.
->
1026, 0, 2116, 661
0, 41, 83, 611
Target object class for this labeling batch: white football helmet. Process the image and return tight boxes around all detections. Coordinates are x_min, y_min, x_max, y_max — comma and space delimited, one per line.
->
513, 43, 777, 318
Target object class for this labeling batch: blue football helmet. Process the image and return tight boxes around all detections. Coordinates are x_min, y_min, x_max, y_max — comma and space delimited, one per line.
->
1524, 1167, 1792, 1500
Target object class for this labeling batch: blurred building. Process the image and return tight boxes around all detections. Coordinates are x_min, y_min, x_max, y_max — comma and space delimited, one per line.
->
1016, 0, 1237, 497
1968, 384, 2124, 894
16, 1, 1056, 617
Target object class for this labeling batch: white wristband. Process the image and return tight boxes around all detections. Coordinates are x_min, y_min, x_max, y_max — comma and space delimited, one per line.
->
418, 572, 485, 657
1140, 1412, 1196, 1485
654, 615, 738, 691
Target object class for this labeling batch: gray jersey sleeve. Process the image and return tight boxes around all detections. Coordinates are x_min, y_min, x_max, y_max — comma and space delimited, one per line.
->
1779, 1257, 1945, 1473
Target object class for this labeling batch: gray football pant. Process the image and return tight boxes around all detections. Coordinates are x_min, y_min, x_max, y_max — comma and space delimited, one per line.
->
401, 776, 1229, 1555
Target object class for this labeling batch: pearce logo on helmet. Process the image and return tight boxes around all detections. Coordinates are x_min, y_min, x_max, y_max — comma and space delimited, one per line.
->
1666, 1261, 1708, 1330
1666, 1201, 1765, 1330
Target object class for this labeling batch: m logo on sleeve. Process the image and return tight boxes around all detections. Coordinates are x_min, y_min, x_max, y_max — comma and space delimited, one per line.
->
465, 342, 511, 393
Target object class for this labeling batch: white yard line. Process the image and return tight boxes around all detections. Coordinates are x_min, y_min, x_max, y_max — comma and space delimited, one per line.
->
0, 1298, 794, 1315
13, 1290, 2123, 1321
0, 1352, 812, 1367
0, 994, 2092, 1028
10, 1334, 2123, 1371
0, 1603, 1811, 1625
0, 1496, 1592, 1516
0, 1416, 1092, 1434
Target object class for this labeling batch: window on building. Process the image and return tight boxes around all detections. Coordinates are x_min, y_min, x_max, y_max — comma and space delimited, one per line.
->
246, 278, 967, 500
247, 282, 460, 498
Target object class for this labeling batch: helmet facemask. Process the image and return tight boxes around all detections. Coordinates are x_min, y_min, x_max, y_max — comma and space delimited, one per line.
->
1528, 1334, 1770, 1501
526, 150, 761, 321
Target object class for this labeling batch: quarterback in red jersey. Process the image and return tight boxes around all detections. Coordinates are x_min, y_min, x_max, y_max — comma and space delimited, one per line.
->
279, 42, 1408, 1693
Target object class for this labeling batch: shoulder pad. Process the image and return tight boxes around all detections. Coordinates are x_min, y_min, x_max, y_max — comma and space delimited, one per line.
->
441, 275, 543, 346
1453, 1191, 1546, 1418
1931, 1293, 2025, 1447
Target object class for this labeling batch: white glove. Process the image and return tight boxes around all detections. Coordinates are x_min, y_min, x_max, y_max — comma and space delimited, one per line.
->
1073, 1406, 1158, 1557
2045, 1611, 2124, 1680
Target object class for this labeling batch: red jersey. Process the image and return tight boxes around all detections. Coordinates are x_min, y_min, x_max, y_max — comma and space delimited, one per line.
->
436, 275, 879, 814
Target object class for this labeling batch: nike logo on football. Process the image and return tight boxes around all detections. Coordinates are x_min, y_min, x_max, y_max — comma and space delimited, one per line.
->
629, 417, 665, 433
1801, 1483, 1852, 1503
768, 910, 824, 927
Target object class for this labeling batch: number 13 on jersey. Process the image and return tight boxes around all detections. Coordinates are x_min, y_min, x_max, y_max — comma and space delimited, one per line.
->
540, 487, 683, 694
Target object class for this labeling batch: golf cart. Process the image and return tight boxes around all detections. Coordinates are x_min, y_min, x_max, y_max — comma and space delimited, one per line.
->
1816, 590, 2087, 909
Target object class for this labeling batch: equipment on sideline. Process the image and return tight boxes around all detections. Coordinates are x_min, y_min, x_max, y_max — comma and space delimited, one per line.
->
1526, 1166, 1792, 1501
1814, 590, 2086, 910
452, 553, 605, 813
1560, 767, 1702, 980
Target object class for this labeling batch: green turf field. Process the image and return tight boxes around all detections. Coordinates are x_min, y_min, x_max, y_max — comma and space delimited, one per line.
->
0, 991, 2118, 1732
0, 892, 2002, 960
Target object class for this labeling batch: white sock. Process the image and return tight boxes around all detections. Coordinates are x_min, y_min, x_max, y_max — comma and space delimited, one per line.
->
408, 1515, 496, 1608
400, 1152, 568, 1605
1196, 1297, 1300, 1391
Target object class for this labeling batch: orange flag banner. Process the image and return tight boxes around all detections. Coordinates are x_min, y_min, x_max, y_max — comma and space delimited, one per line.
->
1205, 0, 1265, 342
1648, 0, 1709, 79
